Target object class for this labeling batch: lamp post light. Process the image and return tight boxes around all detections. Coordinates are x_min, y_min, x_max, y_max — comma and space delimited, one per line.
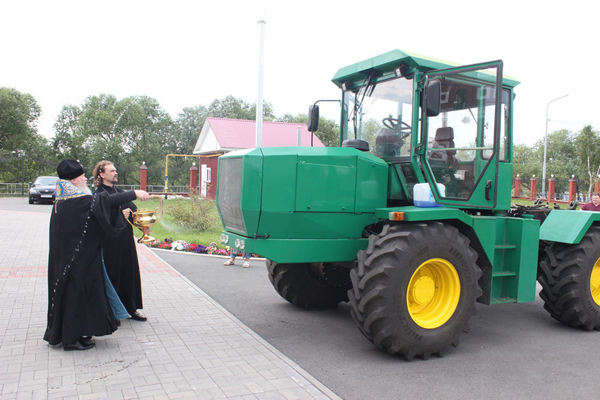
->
542, 94, 568, 198
11, 150, 26, 196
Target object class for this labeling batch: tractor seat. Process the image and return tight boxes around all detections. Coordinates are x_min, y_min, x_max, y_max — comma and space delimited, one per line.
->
434, 127, 456, 156
342, 139, 370, 152
430, 127, 459, 169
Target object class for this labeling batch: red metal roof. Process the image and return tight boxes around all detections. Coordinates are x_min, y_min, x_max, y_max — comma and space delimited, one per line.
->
205, 117, 324, 150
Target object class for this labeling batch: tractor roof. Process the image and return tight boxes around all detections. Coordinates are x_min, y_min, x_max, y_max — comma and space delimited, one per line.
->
332, 49, 520, 88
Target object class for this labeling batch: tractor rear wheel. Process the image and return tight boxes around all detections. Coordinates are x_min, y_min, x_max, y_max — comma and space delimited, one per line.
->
348, 222, 481, 360
538, 226, 600, 331
267, 260, 351, 309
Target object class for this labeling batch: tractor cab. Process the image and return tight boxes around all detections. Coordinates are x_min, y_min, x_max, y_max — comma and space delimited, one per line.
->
328, 50, 518, 211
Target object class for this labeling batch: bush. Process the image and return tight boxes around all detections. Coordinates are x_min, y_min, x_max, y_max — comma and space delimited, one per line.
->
166, 196, 220, 232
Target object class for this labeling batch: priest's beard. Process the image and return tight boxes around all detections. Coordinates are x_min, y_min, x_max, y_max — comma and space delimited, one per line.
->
75, 183, 92, 195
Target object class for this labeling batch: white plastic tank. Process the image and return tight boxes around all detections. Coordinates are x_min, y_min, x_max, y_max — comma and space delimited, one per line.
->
413, 183, 445, 207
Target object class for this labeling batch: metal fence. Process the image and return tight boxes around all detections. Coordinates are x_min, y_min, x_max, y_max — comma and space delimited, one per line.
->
538, 192, 590, 203
0, 183, 192, 196
112, 185, 190, 194
0, 182, 31, 196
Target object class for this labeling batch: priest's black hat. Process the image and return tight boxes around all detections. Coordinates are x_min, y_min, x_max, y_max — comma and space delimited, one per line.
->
57, 159, 85, 180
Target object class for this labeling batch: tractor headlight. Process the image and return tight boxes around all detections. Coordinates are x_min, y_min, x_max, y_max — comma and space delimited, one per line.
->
235, 238, 245, 250
220, 233, 229, 244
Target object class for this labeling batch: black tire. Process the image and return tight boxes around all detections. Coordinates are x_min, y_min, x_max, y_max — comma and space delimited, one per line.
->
348, 222, 481, 360
28, 197, 34, 204
267, 260, 351, 310
538, 226, 600, 331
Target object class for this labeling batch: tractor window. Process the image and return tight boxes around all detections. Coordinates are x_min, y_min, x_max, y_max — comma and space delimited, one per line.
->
343, 77, 414, 158
483, 89, 511, 162
425, 72, 500, 200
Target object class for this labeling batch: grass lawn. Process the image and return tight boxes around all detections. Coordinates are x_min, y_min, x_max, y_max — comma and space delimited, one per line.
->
133, 197, 224, 247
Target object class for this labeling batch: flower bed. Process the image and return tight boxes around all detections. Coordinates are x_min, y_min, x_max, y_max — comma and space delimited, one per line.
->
148, 238, 230, 256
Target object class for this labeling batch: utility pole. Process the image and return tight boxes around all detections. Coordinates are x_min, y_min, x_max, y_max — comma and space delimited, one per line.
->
542, 94, 568, 198
256, 17, 266, 148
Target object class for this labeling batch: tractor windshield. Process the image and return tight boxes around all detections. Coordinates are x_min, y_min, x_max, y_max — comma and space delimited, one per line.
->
343, 77, 414, 158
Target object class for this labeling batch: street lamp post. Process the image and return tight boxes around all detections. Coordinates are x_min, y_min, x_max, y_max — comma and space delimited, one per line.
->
542, 94, 568, 198
20, 153, 25, 196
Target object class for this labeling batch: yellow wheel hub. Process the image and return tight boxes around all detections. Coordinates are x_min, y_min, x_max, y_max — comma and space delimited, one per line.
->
407, 258, 461, 329
591, 259, 600, 306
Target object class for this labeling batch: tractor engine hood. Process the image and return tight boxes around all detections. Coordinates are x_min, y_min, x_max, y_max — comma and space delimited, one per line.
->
216, 147, 388, 241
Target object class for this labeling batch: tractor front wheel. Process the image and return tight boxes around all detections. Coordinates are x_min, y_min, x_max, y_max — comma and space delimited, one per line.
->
538, 226, 600, 331
348, 222, 481, 360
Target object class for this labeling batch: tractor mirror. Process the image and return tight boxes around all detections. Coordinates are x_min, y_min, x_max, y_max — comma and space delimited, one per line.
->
308, 105, 320, 132
424, 79, 441, 117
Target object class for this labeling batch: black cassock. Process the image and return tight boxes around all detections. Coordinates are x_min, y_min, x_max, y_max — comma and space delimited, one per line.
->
44, 184, 136, 346
95, 184, 143, 315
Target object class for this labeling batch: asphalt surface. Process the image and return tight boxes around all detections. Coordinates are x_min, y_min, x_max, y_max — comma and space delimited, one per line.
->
158, 243, 600, 400
8, 198, 600, 399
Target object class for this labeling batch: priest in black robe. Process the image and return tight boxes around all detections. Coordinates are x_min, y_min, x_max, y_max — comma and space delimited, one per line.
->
92, 160, 147, 322
44, 160, 150, 351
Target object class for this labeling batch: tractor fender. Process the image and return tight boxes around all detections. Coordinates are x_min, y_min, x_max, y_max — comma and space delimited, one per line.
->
540, 209, 600, 244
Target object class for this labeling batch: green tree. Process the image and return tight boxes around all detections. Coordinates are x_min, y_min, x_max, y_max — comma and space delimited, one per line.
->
53, 105, 82, 158
360, 119, 384, 152
277, 113, 339, 147
175, 105, 208, 154
513, 130, 583, 196
175, 96, 276, 155
52, 94, 177, 185
513, 143, 541, 193
544, 129, 579, 193
0, 87, 56, 183
0, 87, 42, 152
575, 125, 600, 197
206, 95, 275, 121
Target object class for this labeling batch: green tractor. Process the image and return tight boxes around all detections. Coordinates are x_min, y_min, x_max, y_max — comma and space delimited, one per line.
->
216, 50, 600, 360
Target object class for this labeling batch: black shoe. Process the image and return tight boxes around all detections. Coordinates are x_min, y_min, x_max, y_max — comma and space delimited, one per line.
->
78, 336, 94, 346
130, 311, 147, 321
116, 319, 121, 327
64, 340, 95, 351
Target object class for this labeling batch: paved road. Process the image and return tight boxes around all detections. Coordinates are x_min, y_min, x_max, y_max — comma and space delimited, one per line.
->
158, 244, 600, 400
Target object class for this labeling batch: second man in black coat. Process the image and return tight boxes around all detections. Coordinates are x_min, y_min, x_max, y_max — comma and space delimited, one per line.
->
92, 160, 148, 322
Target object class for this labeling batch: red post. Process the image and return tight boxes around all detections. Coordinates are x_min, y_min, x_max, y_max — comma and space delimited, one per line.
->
569, 175, 577, 203
189, 163, 198, 195
140, 162, 148, 191
548, 175, 556, 201
514, 175, 521, 198
530, 176, 537, 201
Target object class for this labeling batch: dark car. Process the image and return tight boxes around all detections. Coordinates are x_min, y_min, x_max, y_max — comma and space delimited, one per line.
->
29, 176, 59, 204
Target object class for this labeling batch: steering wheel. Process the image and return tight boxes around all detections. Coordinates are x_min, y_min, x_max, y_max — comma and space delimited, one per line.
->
382, 116, 411, 138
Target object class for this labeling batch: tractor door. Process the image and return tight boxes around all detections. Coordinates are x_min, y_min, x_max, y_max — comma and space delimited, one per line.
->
420, 61, 509, 209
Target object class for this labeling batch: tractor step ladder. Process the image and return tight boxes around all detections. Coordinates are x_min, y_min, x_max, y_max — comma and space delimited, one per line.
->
487, 217, 539, 304
491, 240, 518, 303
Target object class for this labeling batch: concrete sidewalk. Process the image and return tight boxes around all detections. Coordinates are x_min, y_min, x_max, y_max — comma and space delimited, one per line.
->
0, 207, 340, 400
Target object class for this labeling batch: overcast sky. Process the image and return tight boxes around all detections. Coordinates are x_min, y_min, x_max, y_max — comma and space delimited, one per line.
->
1, 0, 598, 146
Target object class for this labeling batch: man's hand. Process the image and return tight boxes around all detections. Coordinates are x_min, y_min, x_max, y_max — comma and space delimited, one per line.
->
122, 208, 132, 219
134, 190, 150, 201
